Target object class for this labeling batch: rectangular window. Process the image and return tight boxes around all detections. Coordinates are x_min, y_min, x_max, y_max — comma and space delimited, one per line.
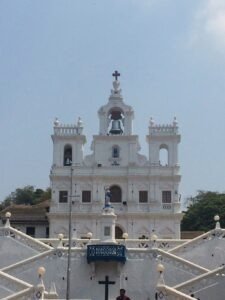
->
82, 191, 91, 203
162, 191, 172, 203
139, 191, 148, 203
46, 227, 49, 238
59, 191, 68, 203
26, 226, 35, 237
104, 226, 111, 236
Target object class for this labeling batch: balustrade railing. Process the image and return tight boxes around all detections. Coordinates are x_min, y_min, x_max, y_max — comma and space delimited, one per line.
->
0, 227, 51, 253
162, 203, 172, 210
38, 237, 186, 251
173, 266, 225, 295
149, 125, 178, 135
155, 248, 209, 276
87, 244, 126, 263
156, 284, 196, 300
54, 125, 79, 136
169, 229, 225, 255
38, 238, 93, 248
0, 270, 32, 292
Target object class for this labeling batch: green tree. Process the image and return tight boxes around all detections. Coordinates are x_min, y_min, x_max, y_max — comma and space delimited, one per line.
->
181, 191, 225, 231
39, 187, 51, 202
1, 186, 51, 209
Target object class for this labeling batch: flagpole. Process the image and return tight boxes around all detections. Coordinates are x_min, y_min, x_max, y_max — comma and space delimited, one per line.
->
66, 165, 73, 300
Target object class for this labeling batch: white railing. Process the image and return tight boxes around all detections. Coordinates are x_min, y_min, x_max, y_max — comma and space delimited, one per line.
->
0, 227, 52, 253
4, 287, 34, 300
169, 229, 225, 255
54, 125, 79, 136
173, 265, 225, 292
0, 270, 32, 293
38, 238, 92, 248
156, 284, 197, 300
38, 238, 186, 251
1, 250, 54, 273
155, 248, 209, 276
122, 239, 186, 251
149, 125, 178, 135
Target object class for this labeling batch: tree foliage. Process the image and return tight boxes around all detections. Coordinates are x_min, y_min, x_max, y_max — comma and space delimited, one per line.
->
0, 186, 51, 210
181, 191, 225, 231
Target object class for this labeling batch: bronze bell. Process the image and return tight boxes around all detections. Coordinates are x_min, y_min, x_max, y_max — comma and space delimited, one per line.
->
109, 120, 123, 135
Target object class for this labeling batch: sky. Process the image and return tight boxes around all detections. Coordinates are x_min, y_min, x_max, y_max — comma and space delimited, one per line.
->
1, 0, 225, 204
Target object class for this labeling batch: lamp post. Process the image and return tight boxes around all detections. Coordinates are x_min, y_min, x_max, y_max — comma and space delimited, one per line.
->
156, 263, 165, 285
87, 232, 93, 239
36, 266, 46, 300
151, 233, 158, 248
66, 166, 73, 300
5, 212, 11, 228
214, 215, 220, 230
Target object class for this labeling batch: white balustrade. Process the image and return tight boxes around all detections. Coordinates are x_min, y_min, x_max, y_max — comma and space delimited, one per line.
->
54, 125, 79, 136
0, 227, 52, 253
170, 229, 225, 255
156, 284, 197, 300
149, 125, 178, 135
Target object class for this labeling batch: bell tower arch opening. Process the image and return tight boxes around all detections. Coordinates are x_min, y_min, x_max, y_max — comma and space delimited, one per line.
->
108, 108, 124, 135
159, 144, 168, 166
64, 144, 72, 166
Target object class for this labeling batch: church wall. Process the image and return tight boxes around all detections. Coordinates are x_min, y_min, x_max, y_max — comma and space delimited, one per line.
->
49, 167, 181, 238
93, 139, 140, 167
49, 213, 181, 239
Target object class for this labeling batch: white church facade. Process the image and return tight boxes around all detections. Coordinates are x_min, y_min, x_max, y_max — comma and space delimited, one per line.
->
49, 71, 182, 239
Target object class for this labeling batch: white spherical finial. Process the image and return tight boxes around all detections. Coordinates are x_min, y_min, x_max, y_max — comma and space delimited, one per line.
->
87, 232, 93, 239
77, 117, 83, 127
5, 212, 11, 218
214, 215, 220, 221
54, 118, 60, 126
157, 263, 165, 273
38, 266, 46, 277
173, 116, 178, 126
150, 117, 155, 127
122, 232, 128, 240
58, 233, 64, 241
151, 234, 158, 242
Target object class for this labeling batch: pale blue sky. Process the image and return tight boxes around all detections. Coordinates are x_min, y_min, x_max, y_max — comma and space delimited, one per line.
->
1, 0, 225, 203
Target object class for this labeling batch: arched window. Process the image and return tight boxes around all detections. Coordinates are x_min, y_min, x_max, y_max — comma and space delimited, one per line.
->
112, 145, 119, 158
110, 185, 122, 203
115, 226, 123, 239
64, 145, 72, 166
159, 144, 168, 166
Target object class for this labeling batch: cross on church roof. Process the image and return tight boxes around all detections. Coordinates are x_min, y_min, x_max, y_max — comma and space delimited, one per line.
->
112, 70, 120, 81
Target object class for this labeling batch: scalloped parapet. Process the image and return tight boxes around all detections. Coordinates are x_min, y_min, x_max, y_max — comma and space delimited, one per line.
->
149, 123, 178, 136
53, 117, 84, 136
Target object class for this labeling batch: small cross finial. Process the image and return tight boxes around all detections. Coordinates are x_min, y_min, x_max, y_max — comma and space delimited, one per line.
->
112, 70, 120, 81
